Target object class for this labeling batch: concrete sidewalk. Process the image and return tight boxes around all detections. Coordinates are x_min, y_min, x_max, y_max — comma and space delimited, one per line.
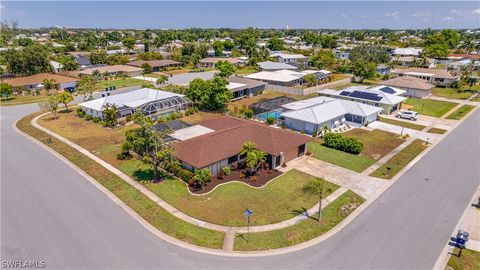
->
368, 121, 441, 143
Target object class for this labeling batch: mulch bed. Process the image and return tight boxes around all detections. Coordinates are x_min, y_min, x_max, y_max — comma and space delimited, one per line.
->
189, 167, 283, 194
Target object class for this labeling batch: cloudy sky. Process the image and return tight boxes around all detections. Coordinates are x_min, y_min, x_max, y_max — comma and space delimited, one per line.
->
1, 1, 479, 29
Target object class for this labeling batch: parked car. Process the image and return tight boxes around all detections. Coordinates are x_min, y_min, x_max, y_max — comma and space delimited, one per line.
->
396, 111, 418, 121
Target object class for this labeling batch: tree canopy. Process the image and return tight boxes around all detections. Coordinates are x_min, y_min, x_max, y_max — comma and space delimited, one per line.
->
349, 43, 390, 64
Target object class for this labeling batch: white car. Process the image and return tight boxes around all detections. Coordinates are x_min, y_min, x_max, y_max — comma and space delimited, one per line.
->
396, 111, 418, 121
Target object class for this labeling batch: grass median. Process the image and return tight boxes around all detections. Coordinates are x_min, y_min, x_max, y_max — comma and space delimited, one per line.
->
447, 248, 480, 270
403, 98, 458, 117
379, 116, 426, 131
446, 105, 476, 120
233, 190, 364, 251
18, 112, 224, 249
369, 139, 428, 179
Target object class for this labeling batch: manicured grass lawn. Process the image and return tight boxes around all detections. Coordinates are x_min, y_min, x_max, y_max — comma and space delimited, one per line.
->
95, 78, 144, 90
127, 166, 339, 226
369, 139, 428, 179
379, 116, 426, 131
233, 190, 364, 251
236, 66, 258, 75
447, 248, 480, 270
18, 113, 224, 249
432, 87, 477, 100
181, 111, 223, 124
446, 105, 476, 120
308, 129, 404, 173
403, 98, 458, 117
0, 95, 47, 106
427, 127, 447, 134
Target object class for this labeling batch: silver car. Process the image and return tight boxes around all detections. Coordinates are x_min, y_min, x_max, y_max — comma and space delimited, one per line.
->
396, 111, 418, 121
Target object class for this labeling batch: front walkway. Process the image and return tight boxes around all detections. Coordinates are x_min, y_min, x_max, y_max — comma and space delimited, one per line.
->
279, 155, 387, 200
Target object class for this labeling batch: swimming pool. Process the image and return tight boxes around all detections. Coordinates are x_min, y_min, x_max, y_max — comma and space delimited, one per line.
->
257, 110, 283, 121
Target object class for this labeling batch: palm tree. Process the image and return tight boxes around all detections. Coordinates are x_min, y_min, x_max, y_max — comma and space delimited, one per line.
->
240, 141, 257, 156
194, 168, 212, 187
302, 178, 333, 222
240, 141, 266, 173
156, 75, 168, 86
42, 79, 57, 95
91, 70, 101, 81
102, 103, 118, 127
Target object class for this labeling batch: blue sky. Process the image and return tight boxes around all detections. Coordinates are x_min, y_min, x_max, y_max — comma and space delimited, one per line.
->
1, 1, 479, 29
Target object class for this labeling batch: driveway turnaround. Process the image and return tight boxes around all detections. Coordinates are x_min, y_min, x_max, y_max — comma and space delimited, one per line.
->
1, 104, 479, 269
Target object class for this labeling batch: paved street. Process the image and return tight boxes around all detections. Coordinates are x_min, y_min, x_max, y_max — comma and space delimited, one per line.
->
1, 103, 479, 269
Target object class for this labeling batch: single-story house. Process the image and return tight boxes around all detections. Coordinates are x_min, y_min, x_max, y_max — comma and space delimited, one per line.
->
281, 97, 382, 134
269, 53, 307, 66
391, 67, 456, 86
249, 96, 297, 115
392, 57, 438, 68
173, 116, 311, 175
167, 71, 217, 86
447, 59, 480, 71
79, 88, 191, 120
392, 47, 422, 57
318, 85, 406, 114
333, 49, 350, 60
2, 73, 79, 92
376, 64, 390, 75
244, 69, 330, 87
126, 59, 181, 72
79, 65, 143, 77
258, 61, 298, 71
199, 57, 243, 68
227, 76, 267, 99
381, 75, 435, 98
50, 60, 64, 73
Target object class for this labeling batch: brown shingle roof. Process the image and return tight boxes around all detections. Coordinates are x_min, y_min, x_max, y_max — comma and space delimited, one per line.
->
2, 73, 79, 87
173, 116, 311, 168
381, 76, 434, 91
126, 59, 181, 68
392, 67, 454, 79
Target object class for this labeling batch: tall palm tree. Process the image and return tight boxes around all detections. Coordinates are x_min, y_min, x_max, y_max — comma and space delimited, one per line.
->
302, 178, 333, 222
240, 141, 257, 156
246, 150, 266, 172
42, 79, 57, 95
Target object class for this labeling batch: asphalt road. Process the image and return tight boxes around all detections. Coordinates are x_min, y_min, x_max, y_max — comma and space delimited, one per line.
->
1, 102, 479, 269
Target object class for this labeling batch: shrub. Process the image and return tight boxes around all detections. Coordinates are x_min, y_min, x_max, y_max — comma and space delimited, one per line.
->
85, 115, 92, 121
239, 172, 245, 179
125, 115, 133, 122
244, 109, 253, 119
323, 133, 363, 154
92, 117, 101, 123
76, 108, 85, 117
266, 116, 275, 125
312, 130, 318, 137
251, 176, 257, 182
222, 166, 231, 176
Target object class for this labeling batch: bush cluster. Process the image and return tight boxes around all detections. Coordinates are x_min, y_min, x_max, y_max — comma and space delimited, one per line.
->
323, 133, 363, 154
76, 108, 85, 118
244, 109, 253, 119
266, 116, 275, 125
163, 162, 194, 182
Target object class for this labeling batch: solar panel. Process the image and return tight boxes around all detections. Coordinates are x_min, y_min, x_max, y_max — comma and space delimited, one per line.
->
379, 87, 396, 94
349, 91, 383, 101
339, 91, 350, 96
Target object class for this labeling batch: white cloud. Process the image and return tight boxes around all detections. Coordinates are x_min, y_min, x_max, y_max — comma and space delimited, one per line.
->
473, 9, 480, 15
0, 4, 5, 10
412, 12, 430, 18
442, 16, 453, 21
385, 11, 400, 19
341, 14, 347, 18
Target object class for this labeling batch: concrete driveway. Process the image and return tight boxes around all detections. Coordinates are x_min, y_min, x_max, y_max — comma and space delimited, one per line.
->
369, 121, 441, 143
382, 114, 455, 130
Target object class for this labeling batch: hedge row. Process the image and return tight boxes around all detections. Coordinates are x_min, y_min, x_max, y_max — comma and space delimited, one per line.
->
323, 133, 363, 154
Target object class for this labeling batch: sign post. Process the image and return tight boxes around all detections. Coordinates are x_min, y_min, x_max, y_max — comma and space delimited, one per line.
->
244, 208, 253, 242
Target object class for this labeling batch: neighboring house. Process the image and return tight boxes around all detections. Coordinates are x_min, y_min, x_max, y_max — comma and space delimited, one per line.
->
376, 64, 390, 75
2, 73, 79, 92
126, 59, 181, 72
249, 96, 297, 115
227, 76, 267, 99
244, 69, 330, 86
207, 50, 232, 57
381, 75, 435, 98
257, 61, 298, 71
333, 49, 350, 60
392, 56, 438, 68
50, 60, 64, 73
199, 57, 243, 68
392, 47, 422, 57
269, 53, 308, 66
447, 59, 480, 71
79, 65, 143, 77
281, 96, 382, 134
166, 71, 217, 86
173, 116, 311, 175
319, 85, 406, 114
79, 88, 191, 120
391, 67, 456, 86
71, 53, 93, 70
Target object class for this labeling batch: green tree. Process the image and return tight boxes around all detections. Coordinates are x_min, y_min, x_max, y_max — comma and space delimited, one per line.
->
349, 43, 390, 64
351, 60, 376, 83
212, 40, 224, 56
302, 178, 333, 222
122, 37, 136, 50
141, 63, 153, 76
200, 77, 231, 110
0, 83, 13, 101
137, 51, 163, 61
215, 60, 236, 78
89, 50, 108, 65
156, 75, 169, 85
240, 141, 266, 173
423, 43, 449, 58
56, 55, 79, 71
267, 37, 285, 51
3, 44, 53, 75
56, 91, 74, 112
185, 78, 206, 103
102, 103, 118, 127
39, 95, 59, 119
194, 168, 212, 187
303, 74, 317, 87
440, 29, 460, 49
42, 79, 57, 94
77, 76, 96, 100
308, 50, 337, 70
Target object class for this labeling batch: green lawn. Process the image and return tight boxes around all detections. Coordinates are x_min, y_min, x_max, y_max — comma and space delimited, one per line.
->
446, 105, 476, 120
403, 98, 458, 117
308, 129, 404, 173
369, 139, 428, 179
447, 248, 480, 270
233, 190, 364, 251
96, 78, 144, 90
236, 66, 258, 75
18, 113, 224, 249
120, 162, 339, 226
379, 116, 426, 131
0, 95, 47, 106
432, 87, 477, 100
427, 127, 447, 134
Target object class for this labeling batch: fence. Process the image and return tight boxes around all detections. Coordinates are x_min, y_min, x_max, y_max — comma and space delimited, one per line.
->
265, 84, 304, 96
